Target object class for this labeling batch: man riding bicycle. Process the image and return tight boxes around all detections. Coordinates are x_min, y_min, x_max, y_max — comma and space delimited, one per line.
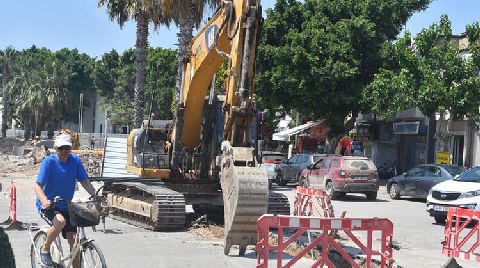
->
35, 133, 96, 267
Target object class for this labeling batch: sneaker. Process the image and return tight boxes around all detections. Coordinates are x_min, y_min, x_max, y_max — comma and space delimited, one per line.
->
40, 252, 53, 267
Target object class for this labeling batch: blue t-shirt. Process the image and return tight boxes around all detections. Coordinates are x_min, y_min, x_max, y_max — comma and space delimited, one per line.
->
36, 153, 88, 212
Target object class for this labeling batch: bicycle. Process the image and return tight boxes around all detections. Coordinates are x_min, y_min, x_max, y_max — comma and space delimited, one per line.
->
29, 196, 107, 268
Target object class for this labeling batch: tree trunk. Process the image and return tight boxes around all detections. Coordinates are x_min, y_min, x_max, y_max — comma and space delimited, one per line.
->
464, 120, 476, 168
171, 4, 195, 170
133, 9, 149, 129
2, 64, 9, 138
23, 114, 32, 140
426, 113, 436, 164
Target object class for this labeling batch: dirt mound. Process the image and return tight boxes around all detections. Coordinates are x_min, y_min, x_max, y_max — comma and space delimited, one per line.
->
187, 213, 225, 240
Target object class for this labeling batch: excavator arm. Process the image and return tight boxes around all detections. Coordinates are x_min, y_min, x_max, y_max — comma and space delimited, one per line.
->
175, 0, 269, 255
177, 0, 262, 149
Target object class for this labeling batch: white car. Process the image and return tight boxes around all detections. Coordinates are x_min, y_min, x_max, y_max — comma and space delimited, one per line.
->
426, 166, 480, 223
258, 152, 286, 190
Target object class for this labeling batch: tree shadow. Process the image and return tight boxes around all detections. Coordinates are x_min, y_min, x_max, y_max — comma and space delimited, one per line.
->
400, 197, 426, 203
271, 184, 297, 192
102, 229, 126, 234
337, 194, 389, 203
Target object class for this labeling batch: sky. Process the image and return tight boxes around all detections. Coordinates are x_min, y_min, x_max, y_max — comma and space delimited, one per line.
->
0, 0, 479, 58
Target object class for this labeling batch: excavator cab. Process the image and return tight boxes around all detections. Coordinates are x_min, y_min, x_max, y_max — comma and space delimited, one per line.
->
128, 120, 171, 170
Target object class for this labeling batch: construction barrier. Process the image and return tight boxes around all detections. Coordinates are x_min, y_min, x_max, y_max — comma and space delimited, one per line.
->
1, 180, 26, 230
256, 215, 394, 268
293, 186, 335, 217
442, 208, 480, 263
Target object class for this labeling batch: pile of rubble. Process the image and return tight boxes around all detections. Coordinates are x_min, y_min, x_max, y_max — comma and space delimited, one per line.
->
79, 153, 102, 177
0, 154, 36, 177
0, 138, 28, 154
0, 138, 103, 178
0, 138, 41, 177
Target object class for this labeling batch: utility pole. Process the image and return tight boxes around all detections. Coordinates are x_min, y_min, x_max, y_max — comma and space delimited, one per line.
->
79, 93, 84, 133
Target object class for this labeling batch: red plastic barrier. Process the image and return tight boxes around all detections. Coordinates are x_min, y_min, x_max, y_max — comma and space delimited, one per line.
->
1, 180, 25, 230
10, 182, 17, 222
443, 208, 480, 262
293, 186, 334, 217
257, 215, 394, 268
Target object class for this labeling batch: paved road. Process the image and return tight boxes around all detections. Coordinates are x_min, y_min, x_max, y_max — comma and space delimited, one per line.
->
0, 176, 311, 268
1, 175, 478, 268
274, 183, 476, 268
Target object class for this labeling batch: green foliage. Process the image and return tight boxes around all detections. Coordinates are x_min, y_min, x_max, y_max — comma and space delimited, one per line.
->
2, 45, 178, 133
364, 15, 480, 121
256, 0, 430, 132
93, 47, 178, 125
146, 48, 177, 119
214, 60, 228, 95
0, 227, 15, 268
5, 46, 95, 136
95, 48, 136, 126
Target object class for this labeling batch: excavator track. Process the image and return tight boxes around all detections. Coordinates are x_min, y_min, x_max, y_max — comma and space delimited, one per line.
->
268, 191, 291, 215
106, 182, 186, 231
220, 143, 269, 255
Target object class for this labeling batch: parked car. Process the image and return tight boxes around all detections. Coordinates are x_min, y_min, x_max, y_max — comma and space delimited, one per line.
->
258, 151, 286, 189
387, 164, 466, 200
275, 153, 326, 186
426, 166, 480, 224
299, 155, 379, 200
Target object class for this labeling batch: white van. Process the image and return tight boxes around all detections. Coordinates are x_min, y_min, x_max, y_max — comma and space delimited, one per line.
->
426, 166, 480, 223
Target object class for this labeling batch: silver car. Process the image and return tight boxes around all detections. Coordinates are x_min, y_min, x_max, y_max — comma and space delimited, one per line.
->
275, 153, 326, 186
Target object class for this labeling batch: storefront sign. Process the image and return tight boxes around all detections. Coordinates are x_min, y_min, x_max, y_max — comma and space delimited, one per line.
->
393, 121, 421, 135
436, 151, 451, 164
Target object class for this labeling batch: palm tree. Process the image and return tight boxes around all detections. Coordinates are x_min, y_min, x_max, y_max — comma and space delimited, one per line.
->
150, 0, 221, 169
98, 0, 164, 128
0, 47, 17, 138
11, 60, 74, 138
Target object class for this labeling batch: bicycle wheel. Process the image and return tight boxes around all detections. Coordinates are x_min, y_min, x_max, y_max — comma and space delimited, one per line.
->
31, 230, 47, 268
81, 241, 107, 268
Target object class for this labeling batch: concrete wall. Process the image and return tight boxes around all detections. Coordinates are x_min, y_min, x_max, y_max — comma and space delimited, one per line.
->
93, 92, 112, 134
474, 134, 480, 166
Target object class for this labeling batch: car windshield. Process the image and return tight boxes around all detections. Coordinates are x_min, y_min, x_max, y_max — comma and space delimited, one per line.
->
455, 167, 480, 182
261, 154, 285, 164
344, 159, 376, 170
441, 165, 466, 176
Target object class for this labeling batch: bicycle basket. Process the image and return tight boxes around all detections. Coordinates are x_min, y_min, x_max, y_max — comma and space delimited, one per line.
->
68, 201, 101, 227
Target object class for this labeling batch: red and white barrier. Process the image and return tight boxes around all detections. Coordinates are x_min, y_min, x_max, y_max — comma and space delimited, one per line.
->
443, 208, 480, 263
1, 180, 26, 230
293, 186, 335, 217
256, 215, 394, 268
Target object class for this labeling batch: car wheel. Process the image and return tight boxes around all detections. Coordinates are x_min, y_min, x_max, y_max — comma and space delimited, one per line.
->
434, 215, 446, 224
300, 178, 309, 188
276, 173, 287, 186
366, 192, 377, 201
326, 181, 339, 200
389, 183, 401, 200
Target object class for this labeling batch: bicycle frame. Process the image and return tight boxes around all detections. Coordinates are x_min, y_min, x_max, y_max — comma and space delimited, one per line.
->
30, 224, 93, 268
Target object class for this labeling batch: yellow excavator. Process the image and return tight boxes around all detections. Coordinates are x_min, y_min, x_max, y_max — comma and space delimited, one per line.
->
102, 0, 289, 255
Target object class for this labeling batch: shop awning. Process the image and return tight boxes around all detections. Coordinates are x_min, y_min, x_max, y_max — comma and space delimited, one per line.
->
272, 120, 324, 141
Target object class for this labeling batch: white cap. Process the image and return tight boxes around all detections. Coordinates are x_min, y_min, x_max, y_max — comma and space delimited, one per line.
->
54, 134, 73, 148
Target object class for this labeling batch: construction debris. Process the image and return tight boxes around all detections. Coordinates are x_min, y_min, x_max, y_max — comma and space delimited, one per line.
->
79, 153, 102, 177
